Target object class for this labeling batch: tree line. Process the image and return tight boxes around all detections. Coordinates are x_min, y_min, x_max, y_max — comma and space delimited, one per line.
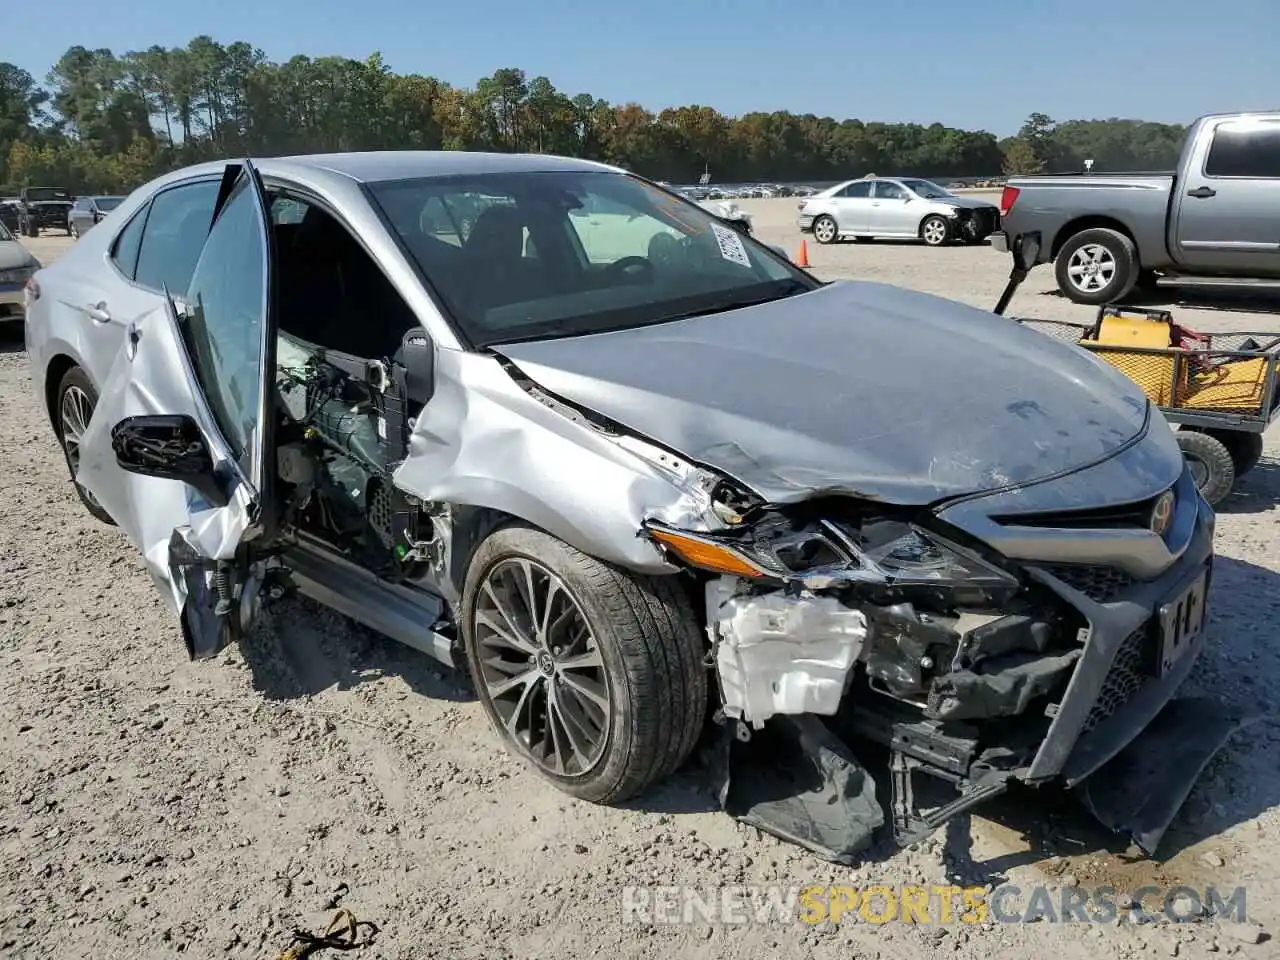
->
1, 36, 1191, 195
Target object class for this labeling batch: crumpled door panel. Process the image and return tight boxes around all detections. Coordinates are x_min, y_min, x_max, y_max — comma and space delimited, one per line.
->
74, 304, 256, 617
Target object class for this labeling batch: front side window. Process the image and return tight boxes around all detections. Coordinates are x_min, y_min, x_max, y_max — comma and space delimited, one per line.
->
182, 176, 267, 467
369, 170, 813, 347
1205, 120, 1280, 178
900, 179, 953, 199
134, 180, 220, 293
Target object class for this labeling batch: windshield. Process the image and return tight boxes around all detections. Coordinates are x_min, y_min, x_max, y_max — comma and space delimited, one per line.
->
95, 196, 123, 211
367, 170, 814, 347
900, 179, 954, 199
0, 220, 12, 242
26, 188, 70, 202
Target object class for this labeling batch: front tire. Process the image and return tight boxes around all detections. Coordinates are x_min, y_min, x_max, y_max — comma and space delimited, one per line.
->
920, 214, 951, 247
1177, 430, 1235, 506
70, 221, 79, 239
811, 215, 838, 245
1055, 228, 1138, 305
55, 366, 116, 525
461, 525, 707, 804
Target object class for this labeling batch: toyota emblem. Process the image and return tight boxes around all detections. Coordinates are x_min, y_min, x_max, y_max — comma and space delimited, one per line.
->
1150, 490, 1175, 536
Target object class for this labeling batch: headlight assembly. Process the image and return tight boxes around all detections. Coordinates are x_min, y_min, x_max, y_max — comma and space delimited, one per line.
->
647, 512, 1020, 603
0, 266, 34, 284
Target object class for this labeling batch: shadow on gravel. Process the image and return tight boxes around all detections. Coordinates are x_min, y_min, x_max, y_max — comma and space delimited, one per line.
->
237, 593, 476, 705
1216, 458, 1280, 514
0, 326, 25, 354
1037, 282, 1280, 318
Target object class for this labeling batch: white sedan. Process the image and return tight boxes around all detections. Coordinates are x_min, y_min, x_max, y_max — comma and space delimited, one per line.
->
798, 177, 999, 247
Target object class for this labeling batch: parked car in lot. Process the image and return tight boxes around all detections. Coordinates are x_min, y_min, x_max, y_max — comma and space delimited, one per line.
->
798, 176, 1000, 247
67, 195, 125, 238
0, 198, 21, 233
16, 186, 74, 237
994, 111, 1280, 304
25, 153, 1225, 861
0, 217, 41, 326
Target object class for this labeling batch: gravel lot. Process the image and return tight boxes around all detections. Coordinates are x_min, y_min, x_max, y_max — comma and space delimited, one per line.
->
2, 200, 1278, 959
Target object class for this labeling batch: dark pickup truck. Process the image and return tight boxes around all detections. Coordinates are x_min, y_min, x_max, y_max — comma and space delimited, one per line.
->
993, 111, 1280, 304
17, 186, 74, 237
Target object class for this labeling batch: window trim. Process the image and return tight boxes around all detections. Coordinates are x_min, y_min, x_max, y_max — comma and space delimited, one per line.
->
106, 175, 224, 292
1201, 117, 1280, 181
873, 180, 908, 200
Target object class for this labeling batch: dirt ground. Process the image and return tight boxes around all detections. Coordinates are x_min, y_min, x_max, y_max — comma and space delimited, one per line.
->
2, 199, 1278, 959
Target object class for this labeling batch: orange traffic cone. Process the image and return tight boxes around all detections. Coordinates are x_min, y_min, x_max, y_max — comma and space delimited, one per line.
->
794, 239, 810, 268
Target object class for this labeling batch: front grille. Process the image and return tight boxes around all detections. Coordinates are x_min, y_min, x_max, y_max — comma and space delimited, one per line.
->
1081, 624, 1151, 733
1043, 563, 1136, 603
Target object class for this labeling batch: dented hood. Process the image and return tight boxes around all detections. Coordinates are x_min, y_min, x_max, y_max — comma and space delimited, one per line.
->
493, 280, 1150, 505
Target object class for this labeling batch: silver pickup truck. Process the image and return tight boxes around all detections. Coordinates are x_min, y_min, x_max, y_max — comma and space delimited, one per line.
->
993, 111, 1280, 304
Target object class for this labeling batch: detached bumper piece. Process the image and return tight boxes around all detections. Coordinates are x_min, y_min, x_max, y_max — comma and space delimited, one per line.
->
1077, 696, 1263, 855
713, 711, 1018, 863
713, 715, 883, 864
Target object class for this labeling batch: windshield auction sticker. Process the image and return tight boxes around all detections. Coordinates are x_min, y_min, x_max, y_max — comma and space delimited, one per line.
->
710, 222, 752, 269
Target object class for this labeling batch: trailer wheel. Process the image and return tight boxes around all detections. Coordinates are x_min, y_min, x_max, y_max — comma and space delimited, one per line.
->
1177, 430, 1235, 506
1209, 429, 1264, 478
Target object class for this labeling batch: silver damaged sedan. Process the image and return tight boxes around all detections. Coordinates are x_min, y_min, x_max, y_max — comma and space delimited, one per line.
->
24, 153, 1238, 862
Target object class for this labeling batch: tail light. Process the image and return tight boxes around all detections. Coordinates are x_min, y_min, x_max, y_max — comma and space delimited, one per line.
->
999, 186, 1020, 218
24, 277, 40, 306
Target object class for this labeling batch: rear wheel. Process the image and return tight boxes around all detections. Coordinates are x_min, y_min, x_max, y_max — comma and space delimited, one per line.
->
1054, 228, 1138, 305
70, 221, 80, 239
812, 215, 838, 244
1177, 430, 1235, 506
55, 366, 116, 525
461, 525, 706, 804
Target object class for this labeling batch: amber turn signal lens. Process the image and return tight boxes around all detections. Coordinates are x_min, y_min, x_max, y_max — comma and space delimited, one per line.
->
648, 528, 765, 578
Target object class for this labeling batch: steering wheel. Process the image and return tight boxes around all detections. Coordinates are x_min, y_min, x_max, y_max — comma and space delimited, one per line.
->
604, 256, 655, 285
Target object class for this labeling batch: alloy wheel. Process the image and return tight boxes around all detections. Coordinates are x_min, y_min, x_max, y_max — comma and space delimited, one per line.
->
1066, 243, 1117, 294
473, 557, 611, 777
813, 217, 836, 244
922, 217, 948, 246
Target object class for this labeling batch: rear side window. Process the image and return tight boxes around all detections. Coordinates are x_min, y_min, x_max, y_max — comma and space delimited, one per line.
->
839, 182, 872, 199
1204, 120, 1280, 178
111, 206, 149, 279
133, 180, 220, 292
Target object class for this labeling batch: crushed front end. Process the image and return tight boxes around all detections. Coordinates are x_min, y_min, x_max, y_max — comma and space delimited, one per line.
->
645, 435, 1227, 864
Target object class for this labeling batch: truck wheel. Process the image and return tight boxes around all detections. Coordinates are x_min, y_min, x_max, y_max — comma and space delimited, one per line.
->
1177, 430, 1235, 506
461, 525, 707, 804
1055, 228, 1138, 305
812, 215, 838, 244
920, 215, 951, 247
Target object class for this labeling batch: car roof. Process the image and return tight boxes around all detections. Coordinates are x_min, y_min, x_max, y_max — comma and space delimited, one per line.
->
269, 151, 622, 184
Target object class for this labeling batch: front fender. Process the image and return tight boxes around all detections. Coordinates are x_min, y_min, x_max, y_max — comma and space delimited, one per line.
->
391, 348, 693, 575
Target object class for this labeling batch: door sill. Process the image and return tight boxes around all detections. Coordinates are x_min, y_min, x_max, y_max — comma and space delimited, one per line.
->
282, 532, 458, 668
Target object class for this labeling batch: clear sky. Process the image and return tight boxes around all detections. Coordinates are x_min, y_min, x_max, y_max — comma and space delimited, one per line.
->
7, 0, 1277, 136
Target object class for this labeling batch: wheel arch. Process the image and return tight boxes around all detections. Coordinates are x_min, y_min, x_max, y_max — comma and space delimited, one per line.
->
1051, 216, 1141, 263
44, 353, 81, 435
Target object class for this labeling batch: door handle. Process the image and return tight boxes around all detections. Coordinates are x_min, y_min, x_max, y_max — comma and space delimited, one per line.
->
1187, 186, 1216, 199
85, 301, 111, 323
